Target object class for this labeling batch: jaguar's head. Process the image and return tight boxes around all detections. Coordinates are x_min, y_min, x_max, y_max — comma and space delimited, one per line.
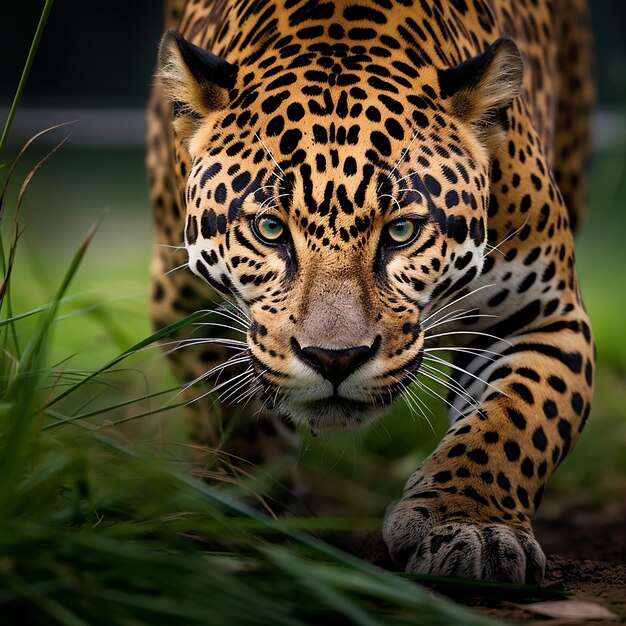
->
158, 31, 523, 428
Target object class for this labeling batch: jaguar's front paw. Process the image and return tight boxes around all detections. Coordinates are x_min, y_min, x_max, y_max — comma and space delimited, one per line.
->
382, 503, 545, 584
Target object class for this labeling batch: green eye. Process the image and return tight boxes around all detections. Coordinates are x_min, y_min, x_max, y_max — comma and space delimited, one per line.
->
384, 219, 419, 246
254, 214, 287, 244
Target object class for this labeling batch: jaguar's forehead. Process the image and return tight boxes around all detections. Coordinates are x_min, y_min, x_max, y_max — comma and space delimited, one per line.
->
183, 51, 486, 251
206, 55, 455, 156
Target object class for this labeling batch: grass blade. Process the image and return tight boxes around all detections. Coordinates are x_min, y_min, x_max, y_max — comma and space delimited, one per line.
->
0, 0, 55, 158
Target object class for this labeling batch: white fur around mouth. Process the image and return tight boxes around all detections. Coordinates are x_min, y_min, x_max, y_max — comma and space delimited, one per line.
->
277, 393, 391, 429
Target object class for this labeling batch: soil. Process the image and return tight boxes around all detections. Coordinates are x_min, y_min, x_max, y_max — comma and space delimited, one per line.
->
363, 499, 626, 625
493, 502, 626, 625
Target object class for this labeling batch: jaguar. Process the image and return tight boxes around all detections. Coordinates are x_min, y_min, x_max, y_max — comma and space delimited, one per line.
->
147, 0, 596, 583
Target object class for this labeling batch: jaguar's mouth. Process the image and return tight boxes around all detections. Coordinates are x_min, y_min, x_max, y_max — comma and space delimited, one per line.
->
271, 389, 398, 429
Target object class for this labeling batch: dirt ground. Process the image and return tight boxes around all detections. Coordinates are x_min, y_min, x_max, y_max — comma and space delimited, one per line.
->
481, 501, 626, 624
362, 499, 625, 625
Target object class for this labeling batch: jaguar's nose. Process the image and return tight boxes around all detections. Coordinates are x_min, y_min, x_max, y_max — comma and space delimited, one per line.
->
291, 336, 381, 388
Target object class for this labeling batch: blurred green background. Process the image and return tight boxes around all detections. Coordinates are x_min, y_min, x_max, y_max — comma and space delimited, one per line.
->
1, 0, 625, 513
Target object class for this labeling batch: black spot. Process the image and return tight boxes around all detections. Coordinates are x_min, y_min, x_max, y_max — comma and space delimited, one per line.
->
185, 215, 198, 244
262, 91, 290, 114
467, 448, 489, 465
511, 383, 534, 405
548, 376, 566, 393
521, 457, 534, 478
483, 431, 499, 444
343, 156, 357, 176
447, 215, 468, 243
232, 171, 251, 193
370, 130, 391, 156
423, 174, 441, 197
480, 471, 494, 484
201, 209, 218, 238
280, 129, 302, 154
445, 190, 459, 208
343, 4, 386, 23
366, 106, 381, 122
543, 399, 558, 419
433, 470, 452, 483
448, 443, 466, 457
506, 407, 527, 430
497, 472, 511, 490
348, 27, 377, 40
489, 366, 512, 381
266, 115, 285, 136
516, 487, 529, 508
502, 496, 516, 509
503, 440, 521, 461
215, 183, 227, 204
558, 418, 572, 441
570, 392, 583, 415
517, 367, 540, 382
532, 427, 548, 451
200, 163, 222, 189
385, 118, 404, 140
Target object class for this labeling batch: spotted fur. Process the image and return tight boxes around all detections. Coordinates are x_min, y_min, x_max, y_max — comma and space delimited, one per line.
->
148, 0, 595, 583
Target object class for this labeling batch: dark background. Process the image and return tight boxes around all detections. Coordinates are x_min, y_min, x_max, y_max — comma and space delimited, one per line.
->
2, 0, 625, 110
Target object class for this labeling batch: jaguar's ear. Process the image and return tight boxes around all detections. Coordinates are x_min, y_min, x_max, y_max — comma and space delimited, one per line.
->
438, 38, 524, 152
158, 30, 238, 120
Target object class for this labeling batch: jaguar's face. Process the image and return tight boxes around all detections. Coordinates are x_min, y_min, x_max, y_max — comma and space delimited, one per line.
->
160, 32, 523, 428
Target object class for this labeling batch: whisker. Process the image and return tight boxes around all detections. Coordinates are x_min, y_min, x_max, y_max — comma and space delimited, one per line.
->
218, 301, 251, 319
162, 337, 248, 357
219, 371, 258, 404
482, 215, 531, 260
424, 329, 512, 346
187, 366, 255, 406
176, 352, 251, 395
409, 371, 472, 421
254, 132, 286, 180
231, 375, 262, 403
396, 188, 424, 201
238, 384, 263, 409
423, 353, 509, 398
483, 243, 506, 258
424, 346, 498, 362
255, 184, 285, 194
156, 242, 186, 250
394, 376, 437, 435
160, 262, 189, 278
209, 309, 249, 330
394, 171, 420, 187
420, 283, 497, 327
388, 376, 417, 422
424, 310, 499, 332
420, 362, 482, 413
379, 128, 421, 192
378, 193, 403, 213
259, 193, 289, 209
193, 320, 248, 336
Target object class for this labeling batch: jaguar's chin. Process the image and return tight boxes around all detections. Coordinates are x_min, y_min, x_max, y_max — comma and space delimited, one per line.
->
274, 394, 393, 429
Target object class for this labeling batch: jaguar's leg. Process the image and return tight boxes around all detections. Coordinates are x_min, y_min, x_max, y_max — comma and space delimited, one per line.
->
383, 303, 594, 583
